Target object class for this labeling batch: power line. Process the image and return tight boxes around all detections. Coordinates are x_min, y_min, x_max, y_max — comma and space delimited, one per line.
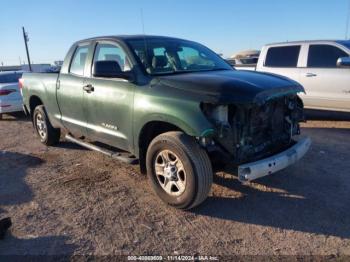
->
346, 0, 350, 39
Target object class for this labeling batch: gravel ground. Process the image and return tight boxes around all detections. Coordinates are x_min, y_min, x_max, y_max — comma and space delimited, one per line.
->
0, 112, 349, 259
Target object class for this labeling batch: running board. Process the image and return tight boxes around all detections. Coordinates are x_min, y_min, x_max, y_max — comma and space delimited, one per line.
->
65, 134, 138, 165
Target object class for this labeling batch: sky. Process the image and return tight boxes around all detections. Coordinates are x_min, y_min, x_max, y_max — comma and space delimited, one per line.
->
1, 0, 350, 65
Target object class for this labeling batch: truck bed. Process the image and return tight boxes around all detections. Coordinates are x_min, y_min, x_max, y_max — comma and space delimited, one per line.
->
22, 72, 61, 126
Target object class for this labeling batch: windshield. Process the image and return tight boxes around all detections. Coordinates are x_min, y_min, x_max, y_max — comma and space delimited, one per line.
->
127, 38, 232, 75
337, 41, 350, 51
0, 72, 22, 84
342, 43, 350, 50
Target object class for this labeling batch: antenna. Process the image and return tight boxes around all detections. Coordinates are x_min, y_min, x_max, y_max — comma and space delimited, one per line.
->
346, 0, 350, 39
140, 8, 146, 36
140, 8, 150, 72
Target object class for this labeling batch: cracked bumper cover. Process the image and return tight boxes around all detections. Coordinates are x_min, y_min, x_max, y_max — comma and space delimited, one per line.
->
238, 137, 311, 182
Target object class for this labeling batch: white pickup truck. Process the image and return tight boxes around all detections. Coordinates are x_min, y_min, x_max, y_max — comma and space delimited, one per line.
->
237, 40, 350, 112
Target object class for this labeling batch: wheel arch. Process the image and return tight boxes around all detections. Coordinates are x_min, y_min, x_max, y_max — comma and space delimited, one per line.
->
29, 95, 44, 119
137, 120, 185, 174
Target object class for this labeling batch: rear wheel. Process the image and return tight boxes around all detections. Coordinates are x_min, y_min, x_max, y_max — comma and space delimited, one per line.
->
146, 131, 213, 210
33, 105, 60, 146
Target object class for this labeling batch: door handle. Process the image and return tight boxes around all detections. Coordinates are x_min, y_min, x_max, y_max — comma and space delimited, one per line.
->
305, 73, 317, 77
83, 84, 94, 93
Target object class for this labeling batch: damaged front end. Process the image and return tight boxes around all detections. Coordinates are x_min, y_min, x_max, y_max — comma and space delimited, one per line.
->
201, 93, 306, 167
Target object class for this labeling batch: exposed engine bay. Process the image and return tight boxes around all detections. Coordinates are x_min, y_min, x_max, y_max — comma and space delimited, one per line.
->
201, 95, 305, 164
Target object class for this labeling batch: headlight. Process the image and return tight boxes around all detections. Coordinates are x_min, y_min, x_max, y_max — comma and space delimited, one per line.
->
201, 103, 229, 124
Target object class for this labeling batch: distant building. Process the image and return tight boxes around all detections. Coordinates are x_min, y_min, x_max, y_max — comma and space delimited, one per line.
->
0, 64, 52, 72
226, 50, 260, 67
0, 65, 22, 71
21, 64, 51, 72
54, 61, 64, 67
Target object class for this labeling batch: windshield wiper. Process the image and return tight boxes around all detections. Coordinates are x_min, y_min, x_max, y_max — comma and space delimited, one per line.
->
153, 68, 231, 76
208, 68, 231, 71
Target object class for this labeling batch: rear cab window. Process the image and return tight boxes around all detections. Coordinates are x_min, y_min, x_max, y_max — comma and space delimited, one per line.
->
265, 46, 301, 67
69, 45, 89, 76
307, 44, 349, 68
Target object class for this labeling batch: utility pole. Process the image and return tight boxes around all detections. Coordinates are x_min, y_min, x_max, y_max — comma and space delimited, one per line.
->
22, 27, 32, 71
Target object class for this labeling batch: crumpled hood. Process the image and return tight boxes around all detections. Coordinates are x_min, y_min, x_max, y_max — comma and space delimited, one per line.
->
156, 69, 304, 105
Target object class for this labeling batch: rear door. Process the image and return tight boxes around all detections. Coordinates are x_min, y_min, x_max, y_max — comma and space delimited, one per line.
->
259, 45, 302, 83
298, 44, 350, 111
57, 43, 92, 136
83, 41, 135, 152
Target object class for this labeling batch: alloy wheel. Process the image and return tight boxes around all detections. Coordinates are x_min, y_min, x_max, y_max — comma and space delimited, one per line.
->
154, 150, 187, 196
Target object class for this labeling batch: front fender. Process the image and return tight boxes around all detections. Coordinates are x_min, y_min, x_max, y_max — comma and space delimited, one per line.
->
133, 93, 215, 152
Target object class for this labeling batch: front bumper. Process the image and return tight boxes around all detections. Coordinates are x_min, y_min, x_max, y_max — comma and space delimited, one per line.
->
238, 137, 311, 182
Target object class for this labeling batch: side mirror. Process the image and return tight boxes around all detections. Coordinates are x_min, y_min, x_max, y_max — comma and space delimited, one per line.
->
93, 60, 133, 80
337, 57, 350, 68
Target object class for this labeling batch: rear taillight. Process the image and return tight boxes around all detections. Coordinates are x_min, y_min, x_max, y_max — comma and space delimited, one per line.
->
0, 89, 16, 96
18, 78, 24, 89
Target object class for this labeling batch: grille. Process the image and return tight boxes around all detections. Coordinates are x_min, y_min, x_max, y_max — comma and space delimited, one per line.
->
248, 99, 286, 147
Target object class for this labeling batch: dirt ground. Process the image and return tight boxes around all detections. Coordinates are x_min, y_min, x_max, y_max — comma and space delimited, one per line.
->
0, 111, 349, 258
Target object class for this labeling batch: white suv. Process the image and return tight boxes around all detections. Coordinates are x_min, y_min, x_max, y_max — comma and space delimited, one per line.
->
255, 40, 350, 112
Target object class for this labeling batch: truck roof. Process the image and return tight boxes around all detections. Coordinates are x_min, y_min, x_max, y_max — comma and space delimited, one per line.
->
76, 35, 189, 44
265, 39, 350, 47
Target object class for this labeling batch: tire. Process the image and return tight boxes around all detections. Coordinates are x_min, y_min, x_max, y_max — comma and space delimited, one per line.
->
146, 131, 213, 210
33, 105, 60, 146
0, 114, 2, 120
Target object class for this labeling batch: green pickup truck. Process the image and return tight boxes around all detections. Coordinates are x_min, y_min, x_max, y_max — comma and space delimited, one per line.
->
21, 35, 311, 209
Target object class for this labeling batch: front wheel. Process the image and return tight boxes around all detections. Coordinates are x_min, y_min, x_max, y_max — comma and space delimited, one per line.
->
33, 105, 60, 146
146, 131, 213, 210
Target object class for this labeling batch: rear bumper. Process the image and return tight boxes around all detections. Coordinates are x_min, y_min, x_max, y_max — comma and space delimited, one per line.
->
0, 100, 23, 114
238, 137, 311, 182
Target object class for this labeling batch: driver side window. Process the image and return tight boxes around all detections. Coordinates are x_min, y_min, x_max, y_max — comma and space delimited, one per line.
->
93, 43, 131, 72
307, 45, 348, 68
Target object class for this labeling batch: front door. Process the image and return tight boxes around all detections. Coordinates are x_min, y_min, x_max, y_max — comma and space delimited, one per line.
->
83, 42, 135, 152
298, 44, 350, 111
